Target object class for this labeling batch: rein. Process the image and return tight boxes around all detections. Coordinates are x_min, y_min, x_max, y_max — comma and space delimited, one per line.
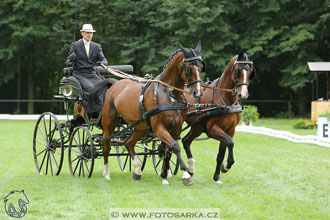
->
101, 64, 189, 94
100, 64, 248, 96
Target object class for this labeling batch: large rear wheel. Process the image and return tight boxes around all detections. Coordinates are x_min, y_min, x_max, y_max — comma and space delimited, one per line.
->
33, 112, 64, 176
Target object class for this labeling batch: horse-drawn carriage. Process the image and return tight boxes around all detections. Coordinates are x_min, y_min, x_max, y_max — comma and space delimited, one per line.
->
32, 64, 179, 178
32, 41, 256, 186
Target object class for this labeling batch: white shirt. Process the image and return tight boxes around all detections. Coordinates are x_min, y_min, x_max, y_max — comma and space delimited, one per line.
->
83, 39, 90, 57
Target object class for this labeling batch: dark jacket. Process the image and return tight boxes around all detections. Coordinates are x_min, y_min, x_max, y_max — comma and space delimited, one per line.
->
66, 39, 108, 74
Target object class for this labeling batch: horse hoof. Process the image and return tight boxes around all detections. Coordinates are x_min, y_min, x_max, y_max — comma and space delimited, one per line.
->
132, 172, 142, 180
215, 180, 223, 184
162, 179, 169, 185
103, 172, 111, 180
182, 177, 194, 186
220, 162, 229, 173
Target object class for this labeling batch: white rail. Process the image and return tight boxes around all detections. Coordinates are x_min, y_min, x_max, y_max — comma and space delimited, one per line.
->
0, 114, 73, 120
1, 114, 328, 148
236, 125, 330, 148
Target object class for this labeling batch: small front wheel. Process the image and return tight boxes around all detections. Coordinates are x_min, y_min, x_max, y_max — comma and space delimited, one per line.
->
152, 140, 179, 176
68, 126, 95, 178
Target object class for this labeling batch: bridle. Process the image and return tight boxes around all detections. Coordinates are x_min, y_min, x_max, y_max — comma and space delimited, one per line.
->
231, 60, 255, 95
181, 50, 204, 88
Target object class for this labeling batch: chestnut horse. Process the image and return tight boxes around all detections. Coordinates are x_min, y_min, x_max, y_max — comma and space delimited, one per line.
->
90, 41, 205, 185
182, 49, 256, 184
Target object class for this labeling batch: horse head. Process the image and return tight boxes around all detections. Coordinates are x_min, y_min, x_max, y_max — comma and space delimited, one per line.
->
179, 40, 205, 98
231, 49, 256, 100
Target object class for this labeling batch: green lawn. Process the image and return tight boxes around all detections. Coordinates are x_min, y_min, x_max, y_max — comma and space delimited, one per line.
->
0, 119, 328, 220
254, 118, 317, 136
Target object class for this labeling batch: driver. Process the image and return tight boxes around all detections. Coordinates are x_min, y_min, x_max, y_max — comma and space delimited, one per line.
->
65, 24, 107, 119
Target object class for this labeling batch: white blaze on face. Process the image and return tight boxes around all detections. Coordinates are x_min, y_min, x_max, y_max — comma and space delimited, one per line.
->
240, 69, 248, 99
193, 66, 202, 97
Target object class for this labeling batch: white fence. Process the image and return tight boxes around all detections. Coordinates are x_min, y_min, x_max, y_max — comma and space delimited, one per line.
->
1, 114, 329, 148
0, 114, 73, 120
236, 125, 330, 148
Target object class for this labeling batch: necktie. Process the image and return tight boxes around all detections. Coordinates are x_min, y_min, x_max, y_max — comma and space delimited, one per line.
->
85, 43, 90, 57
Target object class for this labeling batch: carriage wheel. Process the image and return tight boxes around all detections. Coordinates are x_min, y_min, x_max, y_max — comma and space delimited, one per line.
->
152, 140, 179, 176
115, 143, 148, 172
68, 126, 95, 178
33, 112, 64, 176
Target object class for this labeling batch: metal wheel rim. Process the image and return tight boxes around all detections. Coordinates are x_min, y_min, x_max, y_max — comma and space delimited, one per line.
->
33, 112, 64, 176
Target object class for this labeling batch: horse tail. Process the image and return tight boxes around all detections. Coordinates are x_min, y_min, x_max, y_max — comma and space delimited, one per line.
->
89, 78, 118, 106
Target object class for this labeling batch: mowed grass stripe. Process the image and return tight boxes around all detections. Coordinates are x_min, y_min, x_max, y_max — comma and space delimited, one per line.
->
0, 120, 329, 220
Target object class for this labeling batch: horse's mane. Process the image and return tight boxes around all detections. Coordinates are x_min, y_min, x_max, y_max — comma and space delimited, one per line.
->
159, 49, 182, 76
218, 55, 238, 81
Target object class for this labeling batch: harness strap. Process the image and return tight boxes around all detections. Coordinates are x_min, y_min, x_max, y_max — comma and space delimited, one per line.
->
139, 81, 153, 131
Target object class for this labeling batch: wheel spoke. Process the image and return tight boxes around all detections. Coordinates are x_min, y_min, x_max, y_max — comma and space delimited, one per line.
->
46, 151, 49, 175
84, 160, 90, 174
73, 136, 82, 153
74, 159, 81, 175
170, 157, 176, 165
79, 160, 82, 177
35, 138, 48, 148
36, 149, 46, 157
50, 151, 59, 169
123, 155, 129, 170
49, 151, 53, 175
39, 150, 48, 172
42, 117, 48, 143
81, 159, 85, 177
38, 124, 48, 143
70, 157, 79, 164
155, 159, 161, 169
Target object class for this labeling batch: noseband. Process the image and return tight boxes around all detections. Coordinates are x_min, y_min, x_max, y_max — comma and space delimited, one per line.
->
232, 60, 254, 95
182, 54, 204, 88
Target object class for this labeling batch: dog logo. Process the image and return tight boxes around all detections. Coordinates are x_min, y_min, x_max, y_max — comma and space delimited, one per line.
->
4, 190, 29, 218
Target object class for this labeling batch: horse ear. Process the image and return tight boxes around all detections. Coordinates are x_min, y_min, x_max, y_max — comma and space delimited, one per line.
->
238, 49, 245, 60
195, 40, 201, 53
179, 44, 188, 55
248, 52, 256, 61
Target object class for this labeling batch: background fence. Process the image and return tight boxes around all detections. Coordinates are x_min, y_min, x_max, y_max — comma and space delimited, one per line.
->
0, 99, 311, 118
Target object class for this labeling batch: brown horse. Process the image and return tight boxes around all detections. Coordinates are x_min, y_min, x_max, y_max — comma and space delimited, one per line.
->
182, 49, 256, 184
90, 41, 205, 185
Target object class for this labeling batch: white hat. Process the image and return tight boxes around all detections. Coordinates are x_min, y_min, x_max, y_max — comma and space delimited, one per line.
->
80, 24, 96, 32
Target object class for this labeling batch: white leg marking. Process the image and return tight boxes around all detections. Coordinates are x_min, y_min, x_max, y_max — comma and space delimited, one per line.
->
215, 180, 223, 184
133, 155, 142, 175
103, 163, 110, 180
188, 158, 195, 174
182, 171, 191, 179
162, 179, 169, 185
223, 162, 229, 171
167, 169, 172, 178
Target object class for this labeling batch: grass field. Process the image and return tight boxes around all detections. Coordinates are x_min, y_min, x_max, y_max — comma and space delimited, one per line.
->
0, 119, 328, 220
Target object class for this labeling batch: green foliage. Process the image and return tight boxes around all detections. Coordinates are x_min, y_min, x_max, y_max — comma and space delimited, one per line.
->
318, 110, 330, 121
293, 118, 316, 129
241, 105, 260, 123
275, 111, 294, 119
1, 0, 330, 114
